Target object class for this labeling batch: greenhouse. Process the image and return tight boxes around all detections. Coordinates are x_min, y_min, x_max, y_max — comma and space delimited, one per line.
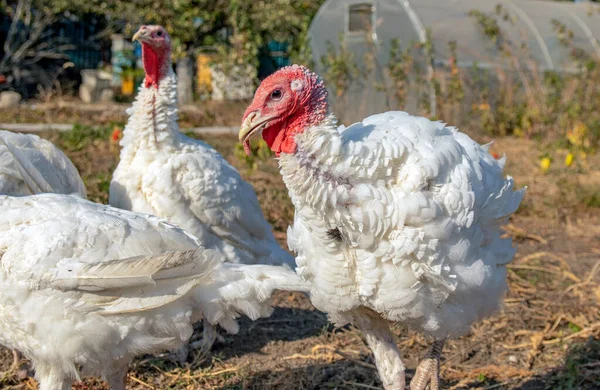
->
308, 0, 600, 123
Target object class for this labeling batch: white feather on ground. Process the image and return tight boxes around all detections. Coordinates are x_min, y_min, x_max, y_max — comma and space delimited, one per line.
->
0, 193, 307, 390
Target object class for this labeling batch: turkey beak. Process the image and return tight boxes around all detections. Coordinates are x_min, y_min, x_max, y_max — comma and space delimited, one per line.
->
132, 28, 150, 44
239, 111, 271, 156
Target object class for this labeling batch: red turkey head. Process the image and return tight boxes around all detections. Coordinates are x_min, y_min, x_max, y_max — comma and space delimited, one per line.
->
132, 25, 172, 88
239, 65, 329, 156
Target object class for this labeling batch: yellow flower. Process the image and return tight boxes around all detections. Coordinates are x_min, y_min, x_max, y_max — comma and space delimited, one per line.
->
566, 122, 588, 147
540, 157, 551, 173
565, 153, 574, 167
478, 103, 490, 111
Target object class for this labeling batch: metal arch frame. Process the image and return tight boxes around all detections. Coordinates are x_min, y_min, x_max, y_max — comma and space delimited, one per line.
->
398, 0, 426, 44
506, 1, 555, 70
397, 0, 436, 117
566, 10, 600, 58
306, 0, 334, 73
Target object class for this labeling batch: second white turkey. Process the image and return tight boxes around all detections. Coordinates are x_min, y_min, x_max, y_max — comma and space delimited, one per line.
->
110, 25, 293, 269
0, 193, 307, 390
109, 25, 296, 359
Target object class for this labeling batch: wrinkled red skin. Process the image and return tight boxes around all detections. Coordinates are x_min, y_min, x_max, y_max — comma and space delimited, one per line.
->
242, 65, 329, 156
142, 43, 169, 88
262, 121, 290, 155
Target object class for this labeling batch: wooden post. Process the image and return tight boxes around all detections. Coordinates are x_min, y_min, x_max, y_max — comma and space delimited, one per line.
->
177, 56, 194, 105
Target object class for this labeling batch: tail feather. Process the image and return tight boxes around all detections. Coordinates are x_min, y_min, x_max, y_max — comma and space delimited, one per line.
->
193, 263, 308, 333
481, 177, 526, 223
53, 249, 219, 315
45, 242, 308, 336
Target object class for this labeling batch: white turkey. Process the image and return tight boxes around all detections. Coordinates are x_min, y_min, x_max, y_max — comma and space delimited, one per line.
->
0, 193, 307, 390
0, 130, 86, 197
0, 130, 87, 377
110, 26, 293, 269
239, 65, 525, 390
109, 25, 295, 358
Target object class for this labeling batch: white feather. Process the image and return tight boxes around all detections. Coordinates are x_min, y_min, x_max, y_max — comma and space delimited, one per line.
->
0, 130, 86, 197
0, 193, 305, 389
281, 110, 525, 339
109, 66, 294, 269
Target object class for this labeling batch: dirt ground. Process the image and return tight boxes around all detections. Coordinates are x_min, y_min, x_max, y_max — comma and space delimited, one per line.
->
0, 120, 598, 389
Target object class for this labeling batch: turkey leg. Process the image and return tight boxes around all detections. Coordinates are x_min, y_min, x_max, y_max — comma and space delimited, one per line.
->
353, 309, 406, 390
410, 339, 444, 390
173, 322, 221, 365
105, 359, 130, 390
10, 350, 29, 379
11, 350, 19, 370
191, 322, 219, 363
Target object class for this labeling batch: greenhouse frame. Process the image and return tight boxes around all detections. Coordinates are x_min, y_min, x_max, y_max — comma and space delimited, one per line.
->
308, 0, 600, 123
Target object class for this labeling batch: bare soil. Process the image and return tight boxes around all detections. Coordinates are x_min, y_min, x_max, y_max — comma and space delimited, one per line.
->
0, 127, 598, 390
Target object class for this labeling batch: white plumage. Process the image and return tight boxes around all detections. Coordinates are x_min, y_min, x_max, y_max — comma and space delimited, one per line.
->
284, 112, 524, 336
283, 114, 524, 389
109, 27, 294, 269
240, 65, 525, 390
0, 193, 307, 390
0, 130, 86, 197
0, 130, 88, 378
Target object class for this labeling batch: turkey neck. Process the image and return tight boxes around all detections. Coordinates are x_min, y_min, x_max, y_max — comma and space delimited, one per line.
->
278, 117, 349, 215
119, 59, 180, 154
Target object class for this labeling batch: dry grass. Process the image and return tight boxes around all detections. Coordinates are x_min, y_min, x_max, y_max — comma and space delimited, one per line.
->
0, 100, 248, 128
0, 126, 598, 390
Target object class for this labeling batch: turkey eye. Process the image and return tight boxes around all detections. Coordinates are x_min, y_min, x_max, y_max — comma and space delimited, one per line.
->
157, 31, 163, 36
271, 89, 282, 100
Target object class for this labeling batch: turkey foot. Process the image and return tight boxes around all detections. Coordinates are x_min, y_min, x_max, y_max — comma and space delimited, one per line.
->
189, 323, 222, 365
10, 350, 19, 371
172, 323, 222, 365
410, 340, 444, 390
10, 350, 29, 380
172, 344, 190, 365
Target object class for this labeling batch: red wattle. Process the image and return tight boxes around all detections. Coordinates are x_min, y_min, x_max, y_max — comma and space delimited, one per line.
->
142, 43, 166, 88
262, 123, 297, 156
263, 124, 282, 154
